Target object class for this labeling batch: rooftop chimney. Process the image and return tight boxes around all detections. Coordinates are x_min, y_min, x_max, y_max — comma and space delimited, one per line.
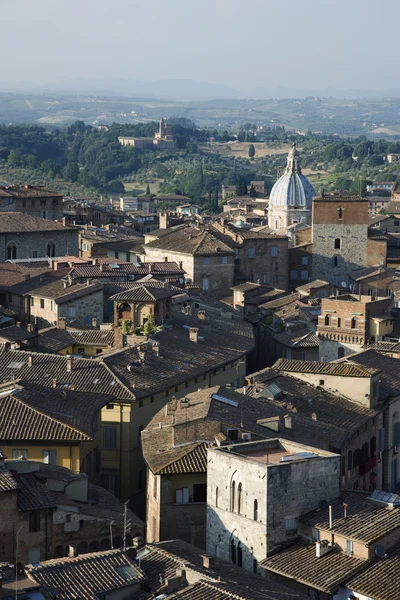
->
52, 379, 57, 388
343, 502, 348, 519
66, 356, 72, 372
92, 258, 97, 265
312, 412, 317, 421
58, 317, 67, 330
27, 356, 33, 367
68, 546, 76, 558
284, 414, 292, 429
27, 324, 33, 333
329, 505, 333, 529
197, 310, 206, 320
189, 327, 199, 343
92, 317, 98, 327
152, 342, 160, 357
16, 322, 21, 328
201, 555, 215, 569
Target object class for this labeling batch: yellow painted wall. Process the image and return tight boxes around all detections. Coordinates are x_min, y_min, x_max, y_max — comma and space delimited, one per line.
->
1, 444, 81, 473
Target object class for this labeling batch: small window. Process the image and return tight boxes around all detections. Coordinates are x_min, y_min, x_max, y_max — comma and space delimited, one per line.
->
271, 246, 278, 257
202, 278, 209, 291
324, 314, 330, 326
298, 351, 305, 360
351, 317, 357, 329
290, 270, 297, 280
394, 220, 399, 226
29, 512, 41, 533
301, 270, 308, 281
319, 380, 324, 386
312, 528, 320, 541
82, 243, 88, 251
103, 425, 117, 449
253, 499, 258, 521
106, 403, 114, 410
338, 207, 343, 219
248, 247, 255, 259
216, 486, 219, 507
301, 256, 308, 265
222, 256, 228, 264
204, 257, 210, 265
115, 251, 119, 259
40, 299, 45, 309
32, 250, 38, 258
12, 449, 27, 460
346, 539, 353, 554
334, 238, 341, 249
337, 317, 341, 327
285, 518, 297, 534
43, 450, 57, 465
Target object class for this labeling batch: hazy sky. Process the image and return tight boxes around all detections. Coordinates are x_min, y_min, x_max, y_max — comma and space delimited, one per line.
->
2, 0, 399, 91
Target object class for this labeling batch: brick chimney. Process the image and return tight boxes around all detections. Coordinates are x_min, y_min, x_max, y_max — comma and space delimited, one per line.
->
189, 328, 199, 343
66, 356, 72, 372
58, 317, 67, 330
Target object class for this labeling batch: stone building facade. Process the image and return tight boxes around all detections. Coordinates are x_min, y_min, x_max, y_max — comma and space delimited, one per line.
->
206, 439, 339, 572
0, 213, 78, 261
0, 185, 63, 220
312, 195, 369, 285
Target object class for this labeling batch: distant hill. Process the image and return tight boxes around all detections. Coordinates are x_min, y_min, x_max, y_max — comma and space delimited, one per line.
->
2, 78, 400, 101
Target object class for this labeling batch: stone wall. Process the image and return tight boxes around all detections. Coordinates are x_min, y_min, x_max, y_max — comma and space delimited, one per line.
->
235, 238, 289, 291
0, 229, 78, 261
206, 445, 339, 571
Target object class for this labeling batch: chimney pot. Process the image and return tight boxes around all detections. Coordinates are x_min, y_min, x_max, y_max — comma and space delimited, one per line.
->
16, 322, 21, 328
189, 327, 199, 343
52, 378, 57, 388
284, 414, 292, 429
66, 356, 72, 372
68, 546, 76, 558
27, 356, 33, 367
201, 555, 214, 569
312, 412, 317, 421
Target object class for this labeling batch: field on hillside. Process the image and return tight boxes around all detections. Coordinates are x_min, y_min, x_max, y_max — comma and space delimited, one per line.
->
201, 141, 294, 159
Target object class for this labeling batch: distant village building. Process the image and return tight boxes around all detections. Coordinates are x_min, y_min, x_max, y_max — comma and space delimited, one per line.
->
0, 185, 63, 220
118, 118, 177, 150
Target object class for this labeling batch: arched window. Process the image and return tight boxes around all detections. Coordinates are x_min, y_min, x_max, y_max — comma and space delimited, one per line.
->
53, 545, 64, 558
338, 207, 343, 219
324, 314, 331, 326
370, 437, 376, 458
347, 450, 352, 471
275, 219, 280, 230
237, 542, 243, 568
237, 483, 242, 515
230, 481, 235, 512
88, 540, 99, 553
230, 540, 236, 564
7, 243, 16, 260
100, 538, 110, 551
113, 536, 122, 549
253, 499, 258, 521
47, 241, 55, 258
351, 317, 357, 329
216, 486, 219, 508
77, 542, 87, 555
334, 238, 341, 249
337, 317, 341, 327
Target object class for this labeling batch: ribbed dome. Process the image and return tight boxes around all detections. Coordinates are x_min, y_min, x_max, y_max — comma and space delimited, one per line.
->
269, 143, 315, 207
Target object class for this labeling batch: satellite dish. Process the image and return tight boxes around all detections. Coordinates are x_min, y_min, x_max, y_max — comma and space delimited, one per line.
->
375, 544, 387, 559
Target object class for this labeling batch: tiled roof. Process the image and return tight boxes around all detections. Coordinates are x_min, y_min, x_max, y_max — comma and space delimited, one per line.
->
0, 350, 134, 401
0, 185, 61, 198
145, 226, 234, 256
0, 212, 71, 233
363, 341, 400, 353
139, 541, 308, 600
339, 350, 400, 401
348, 266, 388, 281
14, 471, 55, 511
296, 279, 330, 293
26, 549, 145, 600
110, 282, 180, 302
259, 292, 301, 311
104, 309, 254, 400
143, 378, 376, 474
157, 442, 213, 475
27, 279, 103, 303
274, 358, 380, 377
301, 491, 400, 544
0, 325, 37, 343
273, 329, 319, 348
347, 541, 400, 600
313, 194, 367, 203
0, 383, 111, 441
261, 542, 366, 593
0, 468, 19, 493
38, 327, 114, 353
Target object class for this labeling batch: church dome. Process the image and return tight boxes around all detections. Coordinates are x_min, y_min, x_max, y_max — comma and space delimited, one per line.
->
269, 143, 315, 207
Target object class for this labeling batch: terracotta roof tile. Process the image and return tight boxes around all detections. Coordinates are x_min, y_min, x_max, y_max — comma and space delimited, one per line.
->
348, 541, 400, 600
261, 542, 366, 593
0, 212, 71, 233
273, 358, 379, 377
26, 549, 145, 600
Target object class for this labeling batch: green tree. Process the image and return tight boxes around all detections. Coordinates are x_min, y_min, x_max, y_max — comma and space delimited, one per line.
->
249, 184, 257, 198
248, 144, 255, 160
143, 315, 156, 338
349, 178, 371, 196
146, 183, 151, 195
62, 162, 79, 182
